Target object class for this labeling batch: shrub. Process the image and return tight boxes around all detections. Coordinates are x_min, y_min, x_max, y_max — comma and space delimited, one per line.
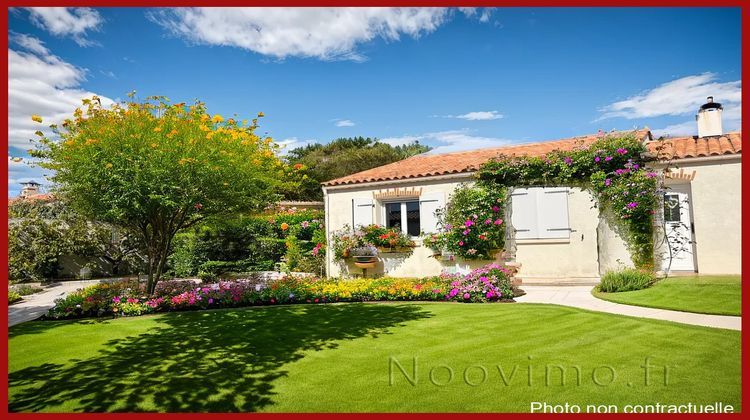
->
597, 268, 655, 293
10, 284, 44, 296
8, 290, 22, 304
167, 209, 325, 277
439, 263, 514, 302
426, 183, 506, 260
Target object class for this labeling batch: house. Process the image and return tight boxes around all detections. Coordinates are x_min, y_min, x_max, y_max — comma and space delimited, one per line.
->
322, 97, 741, 283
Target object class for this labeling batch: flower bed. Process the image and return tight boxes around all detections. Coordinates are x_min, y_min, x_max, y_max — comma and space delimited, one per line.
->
45, 264, 520, 320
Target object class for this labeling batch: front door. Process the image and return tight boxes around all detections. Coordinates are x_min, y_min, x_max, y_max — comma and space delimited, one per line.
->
661, 184, 696, 272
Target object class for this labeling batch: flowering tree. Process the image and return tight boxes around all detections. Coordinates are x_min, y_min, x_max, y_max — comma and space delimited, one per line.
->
31, 95, 292, 293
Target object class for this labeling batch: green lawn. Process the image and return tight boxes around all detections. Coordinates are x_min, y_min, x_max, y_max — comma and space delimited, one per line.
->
593, 275, 742, 316
9, 303, 741, 413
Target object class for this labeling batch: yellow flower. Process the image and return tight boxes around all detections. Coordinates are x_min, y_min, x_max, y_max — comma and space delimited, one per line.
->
150, 143, 158, 148
200, 114, 210, 122
153, 127, 162, 132
31, 115, 43, 123
281, 223, 289, 231
105, 163, 113, 168
212, 114, 224, 124
257, 112, 264, 117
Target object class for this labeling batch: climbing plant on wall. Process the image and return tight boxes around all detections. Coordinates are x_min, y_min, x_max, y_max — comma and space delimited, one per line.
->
477, 133, 660, 269
423, 183, 507, 260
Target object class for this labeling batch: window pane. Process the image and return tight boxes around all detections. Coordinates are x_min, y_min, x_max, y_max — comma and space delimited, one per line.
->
405, 201, 420, 236
386, 203, 402, 230
664, 194, 680, 222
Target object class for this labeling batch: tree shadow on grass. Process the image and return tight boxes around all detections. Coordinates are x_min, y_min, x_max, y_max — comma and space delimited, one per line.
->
9, 303, 432, 412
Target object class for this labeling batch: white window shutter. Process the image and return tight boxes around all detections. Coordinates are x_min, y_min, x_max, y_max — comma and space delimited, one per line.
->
511, 188, 538, 239
419, 192, 444, 234
352, 198, 374, 227
537, 188, 570, 239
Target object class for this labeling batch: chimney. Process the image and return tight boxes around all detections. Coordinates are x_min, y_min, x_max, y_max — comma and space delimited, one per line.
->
696, 96, 723, 137
20, 180, 41, 198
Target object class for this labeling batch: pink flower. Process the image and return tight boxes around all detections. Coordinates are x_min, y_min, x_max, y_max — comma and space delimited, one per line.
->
494, 219, 503, 225
563, 157, 573, 165
462, 229, 470, 235
492, 205, 500, 212
463, 293, 471, 299
605, 156, 613, 162
604, 178, 611, 187
464, 220, 474, 227
484, 219, 492, 225
594, 156, 601, 163
458, 241, 464, 246
617, 148, 628, 155
627, 202, 638, 209
486, 291, 494, 299
112, 296, 121, 304
646, 172, 658, 178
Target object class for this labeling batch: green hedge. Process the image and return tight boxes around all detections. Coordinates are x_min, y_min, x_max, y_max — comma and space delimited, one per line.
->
168, 209, 325, 277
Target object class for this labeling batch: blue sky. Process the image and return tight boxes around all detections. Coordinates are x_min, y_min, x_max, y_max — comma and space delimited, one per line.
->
8, 7, 742, 196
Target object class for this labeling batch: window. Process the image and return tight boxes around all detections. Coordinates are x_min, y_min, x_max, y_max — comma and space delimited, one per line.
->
664, 194, 681, 222
383, 200, 421, 236
511, 187, 570, 240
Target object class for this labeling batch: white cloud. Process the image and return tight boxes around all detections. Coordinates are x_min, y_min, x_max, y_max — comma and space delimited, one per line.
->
9, 32, 50, 55
439, 110, 503, 121
598, 72, 741, 120
334, 119, 355, 127
277, 137, 317, 155
24, 7, 103, 46
8, 34, 113, 194
382, 129, 513, 154
150, 7, 472, 61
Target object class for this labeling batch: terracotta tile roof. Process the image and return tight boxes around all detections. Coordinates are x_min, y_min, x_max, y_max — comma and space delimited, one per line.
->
8, 193, 54, 205
324, 129, 651, 186
646, 132, 741, 160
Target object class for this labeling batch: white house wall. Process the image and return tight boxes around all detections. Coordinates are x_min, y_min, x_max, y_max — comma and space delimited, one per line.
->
667, 158, 741, 274
324, 180, 634, 281
513, 187, 630, 281
324, 176, 476, 278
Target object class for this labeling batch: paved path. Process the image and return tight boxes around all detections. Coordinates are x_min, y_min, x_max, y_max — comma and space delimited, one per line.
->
8, 280, 107, 327
515, 285, 741, 331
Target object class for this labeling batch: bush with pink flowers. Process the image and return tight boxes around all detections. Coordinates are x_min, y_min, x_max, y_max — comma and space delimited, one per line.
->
440, 263, 514, 302
424, 184, 506, 260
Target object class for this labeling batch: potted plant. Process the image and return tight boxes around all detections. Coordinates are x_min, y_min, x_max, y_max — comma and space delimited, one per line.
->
350, 245, 378, 268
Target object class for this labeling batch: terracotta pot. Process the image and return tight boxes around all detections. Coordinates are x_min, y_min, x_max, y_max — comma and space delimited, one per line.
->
353, 256, 377, 263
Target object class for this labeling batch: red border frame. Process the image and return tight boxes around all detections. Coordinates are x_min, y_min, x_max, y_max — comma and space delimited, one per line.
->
2, 2, 746, 417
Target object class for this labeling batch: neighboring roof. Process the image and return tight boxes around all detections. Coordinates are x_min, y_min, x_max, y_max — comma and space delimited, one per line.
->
646, 132, 741, 160
323, 129, 651, 187
8, 193, 54, 205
